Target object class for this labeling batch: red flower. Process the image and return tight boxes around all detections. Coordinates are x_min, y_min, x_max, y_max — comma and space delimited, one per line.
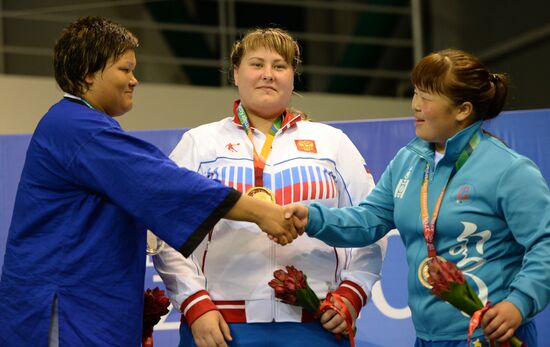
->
268, 265, 318, 310
268, 266, 356, 347
274, 269, 287, 282
428, 257, 465, 298
427, 258, 525, 347
142, 287, 171, 345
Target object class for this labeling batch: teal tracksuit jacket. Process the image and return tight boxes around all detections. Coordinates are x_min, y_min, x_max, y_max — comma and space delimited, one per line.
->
306, 121, 550, 341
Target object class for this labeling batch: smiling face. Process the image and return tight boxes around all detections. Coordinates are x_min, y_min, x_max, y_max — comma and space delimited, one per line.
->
83, 49, 138, 117
412, 87, 472, 152
233, 46, 294, 120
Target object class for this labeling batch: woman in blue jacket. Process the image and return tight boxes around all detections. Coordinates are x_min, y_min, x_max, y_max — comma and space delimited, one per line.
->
287, 49, 550, 346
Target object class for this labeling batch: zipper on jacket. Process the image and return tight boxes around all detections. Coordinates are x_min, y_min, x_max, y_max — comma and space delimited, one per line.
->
429, 163, 436, 182
333, 247, 339, 283
271, 236, 277, 321
263, 158, 278, 322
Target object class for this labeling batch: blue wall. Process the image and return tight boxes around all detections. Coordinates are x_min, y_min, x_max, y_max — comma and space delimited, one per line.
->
1, 109, 549, 346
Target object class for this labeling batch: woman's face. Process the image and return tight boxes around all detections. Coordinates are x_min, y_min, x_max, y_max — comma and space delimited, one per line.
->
412, 88, 467, 151
233, 46, 294, 119
84, 50, 138, 117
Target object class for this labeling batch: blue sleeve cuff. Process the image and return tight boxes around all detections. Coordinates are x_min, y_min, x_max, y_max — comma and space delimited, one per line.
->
506, 290, 534, 320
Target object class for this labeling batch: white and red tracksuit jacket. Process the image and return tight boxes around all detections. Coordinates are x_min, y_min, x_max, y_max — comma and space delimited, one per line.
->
154, 105, 386, 326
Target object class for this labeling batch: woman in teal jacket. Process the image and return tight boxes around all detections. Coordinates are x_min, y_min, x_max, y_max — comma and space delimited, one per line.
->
287, 49, 550, 347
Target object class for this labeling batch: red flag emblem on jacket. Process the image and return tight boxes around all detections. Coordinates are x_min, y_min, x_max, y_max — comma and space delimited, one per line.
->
295, 140, 317, 153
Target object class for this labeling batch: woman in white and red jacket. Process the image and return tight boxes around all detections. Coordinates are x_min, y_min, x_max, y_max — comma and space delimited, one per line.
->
154, 27, 386, 347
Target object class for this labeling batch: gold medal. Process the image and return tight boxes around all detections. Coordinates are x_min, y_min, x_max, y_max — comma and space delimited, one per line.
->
246, 186, 276, 203
417, 256, 446, 288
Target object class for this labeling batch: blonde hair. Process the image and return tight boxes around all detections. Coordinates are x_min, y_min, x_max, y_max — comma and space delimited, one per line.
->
230, 27, 301, 71
230, 27, 306, 119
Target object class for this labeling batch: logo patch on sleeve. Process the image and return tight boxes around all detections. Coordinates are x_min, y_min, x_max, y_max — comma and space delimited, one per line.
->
295, 140, 317, 153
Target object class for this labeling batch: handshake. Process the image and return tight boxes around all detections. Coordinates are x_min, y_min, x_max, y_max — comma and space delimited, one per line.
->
256, 203, 310, 245
226, 194, 309, 245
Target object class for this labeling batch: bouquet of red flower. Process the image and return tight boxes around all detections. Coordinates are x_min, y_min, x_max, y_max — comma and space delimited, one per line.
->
427, 257, 526, 347
268, 265, 355, 347
142, 287, 171, 347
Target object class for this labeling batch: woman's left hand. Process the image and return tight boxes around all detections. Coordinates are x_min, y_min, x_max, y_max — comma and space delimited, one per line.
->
481, 300, 522, 342
319, 296, 357, 335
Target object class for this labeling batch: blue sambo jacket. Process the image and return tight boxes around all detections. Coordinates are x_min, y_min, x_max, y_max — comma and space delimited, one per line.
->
0, 98, 240, 346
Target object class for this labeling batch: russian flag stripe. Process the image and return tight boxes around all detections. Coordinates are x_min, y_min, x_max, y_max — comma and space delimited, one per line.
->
291, 167, 301, 202
237, 167, 243, 192
316, 166, 324, 199
204, 164, 338, 202
221, 167, 227, 185
300, 166, 309, 200
229, 167, 235, 188
308, 166, 317, 199
275, 171, 283, 204
245, 168, 253, 186
282, 169, 292, 205
263, 172, 271, 190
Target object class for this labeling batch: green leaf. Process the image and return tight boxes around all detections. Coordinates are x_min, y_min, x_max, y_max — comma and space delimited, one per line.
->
440, 282, 482, 316
509, 336, 526, 347
296, 289, 320, 313
306, 287, 321, 308
465, 281, 484, 307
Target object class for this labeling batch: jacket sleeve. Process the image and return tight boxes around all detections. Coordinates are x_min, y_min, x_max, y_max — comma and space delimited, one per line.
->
306, 155, 397, 248
66, 124, 240, 257
153, 244, 217, 325
498, 157, 550, 319
332, 133, 387, 314
168, 130, 200, 169
153, 130, 218, 325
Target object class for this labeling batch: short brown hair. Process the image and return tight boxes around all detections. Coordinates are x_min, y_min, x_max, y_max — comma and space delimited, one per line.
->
230, 27, 301, 71
53, 16, 139, 97
411, 48, 508, 120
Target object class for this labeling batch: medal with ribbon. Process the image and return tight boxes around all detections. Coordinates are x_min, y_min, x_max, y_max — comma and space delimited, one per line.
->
418, 133, 480, 288
236, 102, 282, 203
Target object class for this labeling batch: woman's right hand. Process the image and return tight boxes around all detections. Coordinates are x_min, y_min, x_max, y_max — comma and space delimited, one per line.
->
480, 300, 522, 343
191, 311, 232, 347
284, 203, 309, 234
